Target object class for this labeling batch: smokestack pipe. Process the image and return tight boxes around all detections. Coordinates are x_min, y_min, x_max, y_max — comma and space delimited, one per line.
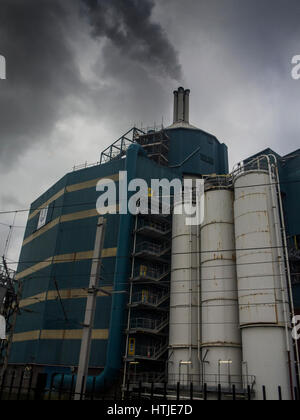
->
173, 87, 190, 124
184, 89, 190, 123
177, 87, 185, 122
173, 91, 178, 124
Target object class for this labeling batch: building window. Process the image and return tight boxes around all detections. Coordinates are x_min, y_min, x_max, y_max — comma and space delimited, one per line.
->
37, 206, 49, 230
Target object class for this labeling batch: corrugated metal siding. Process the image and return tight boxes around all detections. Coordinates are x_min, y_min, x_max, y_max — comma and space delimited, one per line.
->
167, 128, 228, 175
10, 159, 125, 368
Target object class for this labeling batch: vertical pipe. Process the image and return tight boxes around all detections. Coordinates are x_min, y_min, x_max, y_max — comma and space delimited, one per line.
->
122, 215, 138, 395
267, 160, 294, 400
197, 220, 202, 387
184, 90, 190, 123
177, 87, 185, 122
272, 160, 300, 384
189, 224, 192, 364
173, 91, 178, 123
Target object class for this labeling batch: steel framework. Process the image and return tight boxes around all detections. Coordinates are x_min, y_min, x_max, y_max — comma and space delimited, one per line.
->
100, 126, 170, 167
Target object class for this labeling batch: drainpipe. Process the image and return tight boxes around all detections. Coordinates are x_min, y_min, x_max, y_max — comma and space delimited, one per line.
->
54, 144, 147, 392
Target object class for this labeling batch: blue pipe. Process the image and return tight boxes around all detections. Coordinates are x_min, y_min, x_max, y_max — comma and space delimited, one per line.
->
54, 144, 147, 391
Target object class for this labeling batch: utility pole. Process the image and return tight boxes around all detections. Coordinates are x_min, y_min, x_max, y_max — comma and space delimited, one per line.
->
0, 260, 21, 380
74, 217, 106, 400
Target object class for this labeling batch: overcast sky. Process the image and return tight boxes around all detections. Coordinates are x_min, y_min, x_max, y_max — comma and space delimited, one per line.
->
0, 0, 299, 266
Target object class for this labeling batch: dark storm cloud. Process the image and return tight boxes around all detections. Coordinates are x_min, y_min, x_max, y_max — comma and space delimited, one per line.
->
0, 0, 84, 169
0, 0, 182, 171
83, 0, 182, 81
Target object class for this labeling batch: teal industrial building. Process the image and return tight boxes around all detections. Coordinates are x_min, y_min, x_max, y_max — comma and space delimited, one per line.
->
7, 88, 300, 394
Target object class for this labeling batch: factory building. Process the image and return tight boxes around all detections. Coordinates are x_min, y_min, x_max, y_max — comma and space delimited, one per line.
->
6, 88, 300, 400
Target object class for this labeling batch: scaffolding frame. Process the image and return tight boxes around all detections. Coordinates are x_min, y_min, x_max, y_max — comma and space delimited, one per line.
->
122, 212, 172, 393
100, 127, 145, 165
99, 126, 170, 167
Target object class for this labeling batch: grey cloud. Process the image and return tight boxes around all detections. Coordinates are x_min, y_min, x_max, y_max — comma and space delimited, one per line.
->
0, 0, 84, 170
0, 0, 183, 174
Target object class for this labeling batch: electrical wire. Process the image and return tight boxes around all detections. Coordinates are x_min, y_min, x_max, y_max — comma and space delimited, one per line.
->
0, 221, 25, 229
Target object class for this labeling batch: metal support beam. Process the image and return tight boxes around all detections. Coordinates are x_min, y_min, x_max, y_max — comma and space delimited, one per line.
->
74, 217, 106, 400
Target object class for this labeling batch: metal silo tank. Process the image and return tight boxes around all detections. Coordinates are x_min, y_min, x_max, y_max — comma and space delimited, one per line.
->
168, 201, 200, 385
200, 180, 242, 392
234, 168, 294, 400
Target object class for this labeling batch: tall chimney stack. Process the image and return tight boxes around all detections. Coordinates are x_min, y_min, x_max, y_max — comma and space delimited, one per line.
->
173, 90, 178, 124
173, 87, 190, 124
184, 89, 190, 123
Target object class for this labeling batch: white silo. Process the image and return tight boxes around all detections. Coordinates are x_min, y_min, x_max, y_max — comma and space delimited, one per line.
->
168, 201, 200, 385
200, 179, 242, 391
234, 166, 295, 400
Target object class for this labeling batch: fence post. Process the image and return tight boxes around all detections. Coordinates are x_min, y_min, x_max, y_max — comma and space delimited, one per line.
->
203, 383, 207, 400
190, 382, 193, 400
17, 371, 24, 401
232, 384, 236, 401
262, 386, 267, 401
80, 376, 85, 401
294, 387, 299, 401
164, 382, 167, 399
177, 382, 180, 401
151, 382, 154, 399
26, 370, 33, 401
69, 375, 75, 401
218, 384, 222, 401
58, 374, 65, 401
0, 371, 6, 400
8, 370, 16, 400
48, 374, 55, 401
278, 386, 282, 401
247, 385, 251, 401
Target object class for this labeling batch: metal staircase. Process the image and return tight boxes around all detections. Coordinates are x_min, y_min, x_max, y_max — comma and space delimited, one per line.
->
129, 316, 169, 335
126, 342, 169, 362
129, 290, 170, 310
130, 266, 170, 285
122, 209, 172, 391
135, 218, 171, 238
134, 241, 171, 261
